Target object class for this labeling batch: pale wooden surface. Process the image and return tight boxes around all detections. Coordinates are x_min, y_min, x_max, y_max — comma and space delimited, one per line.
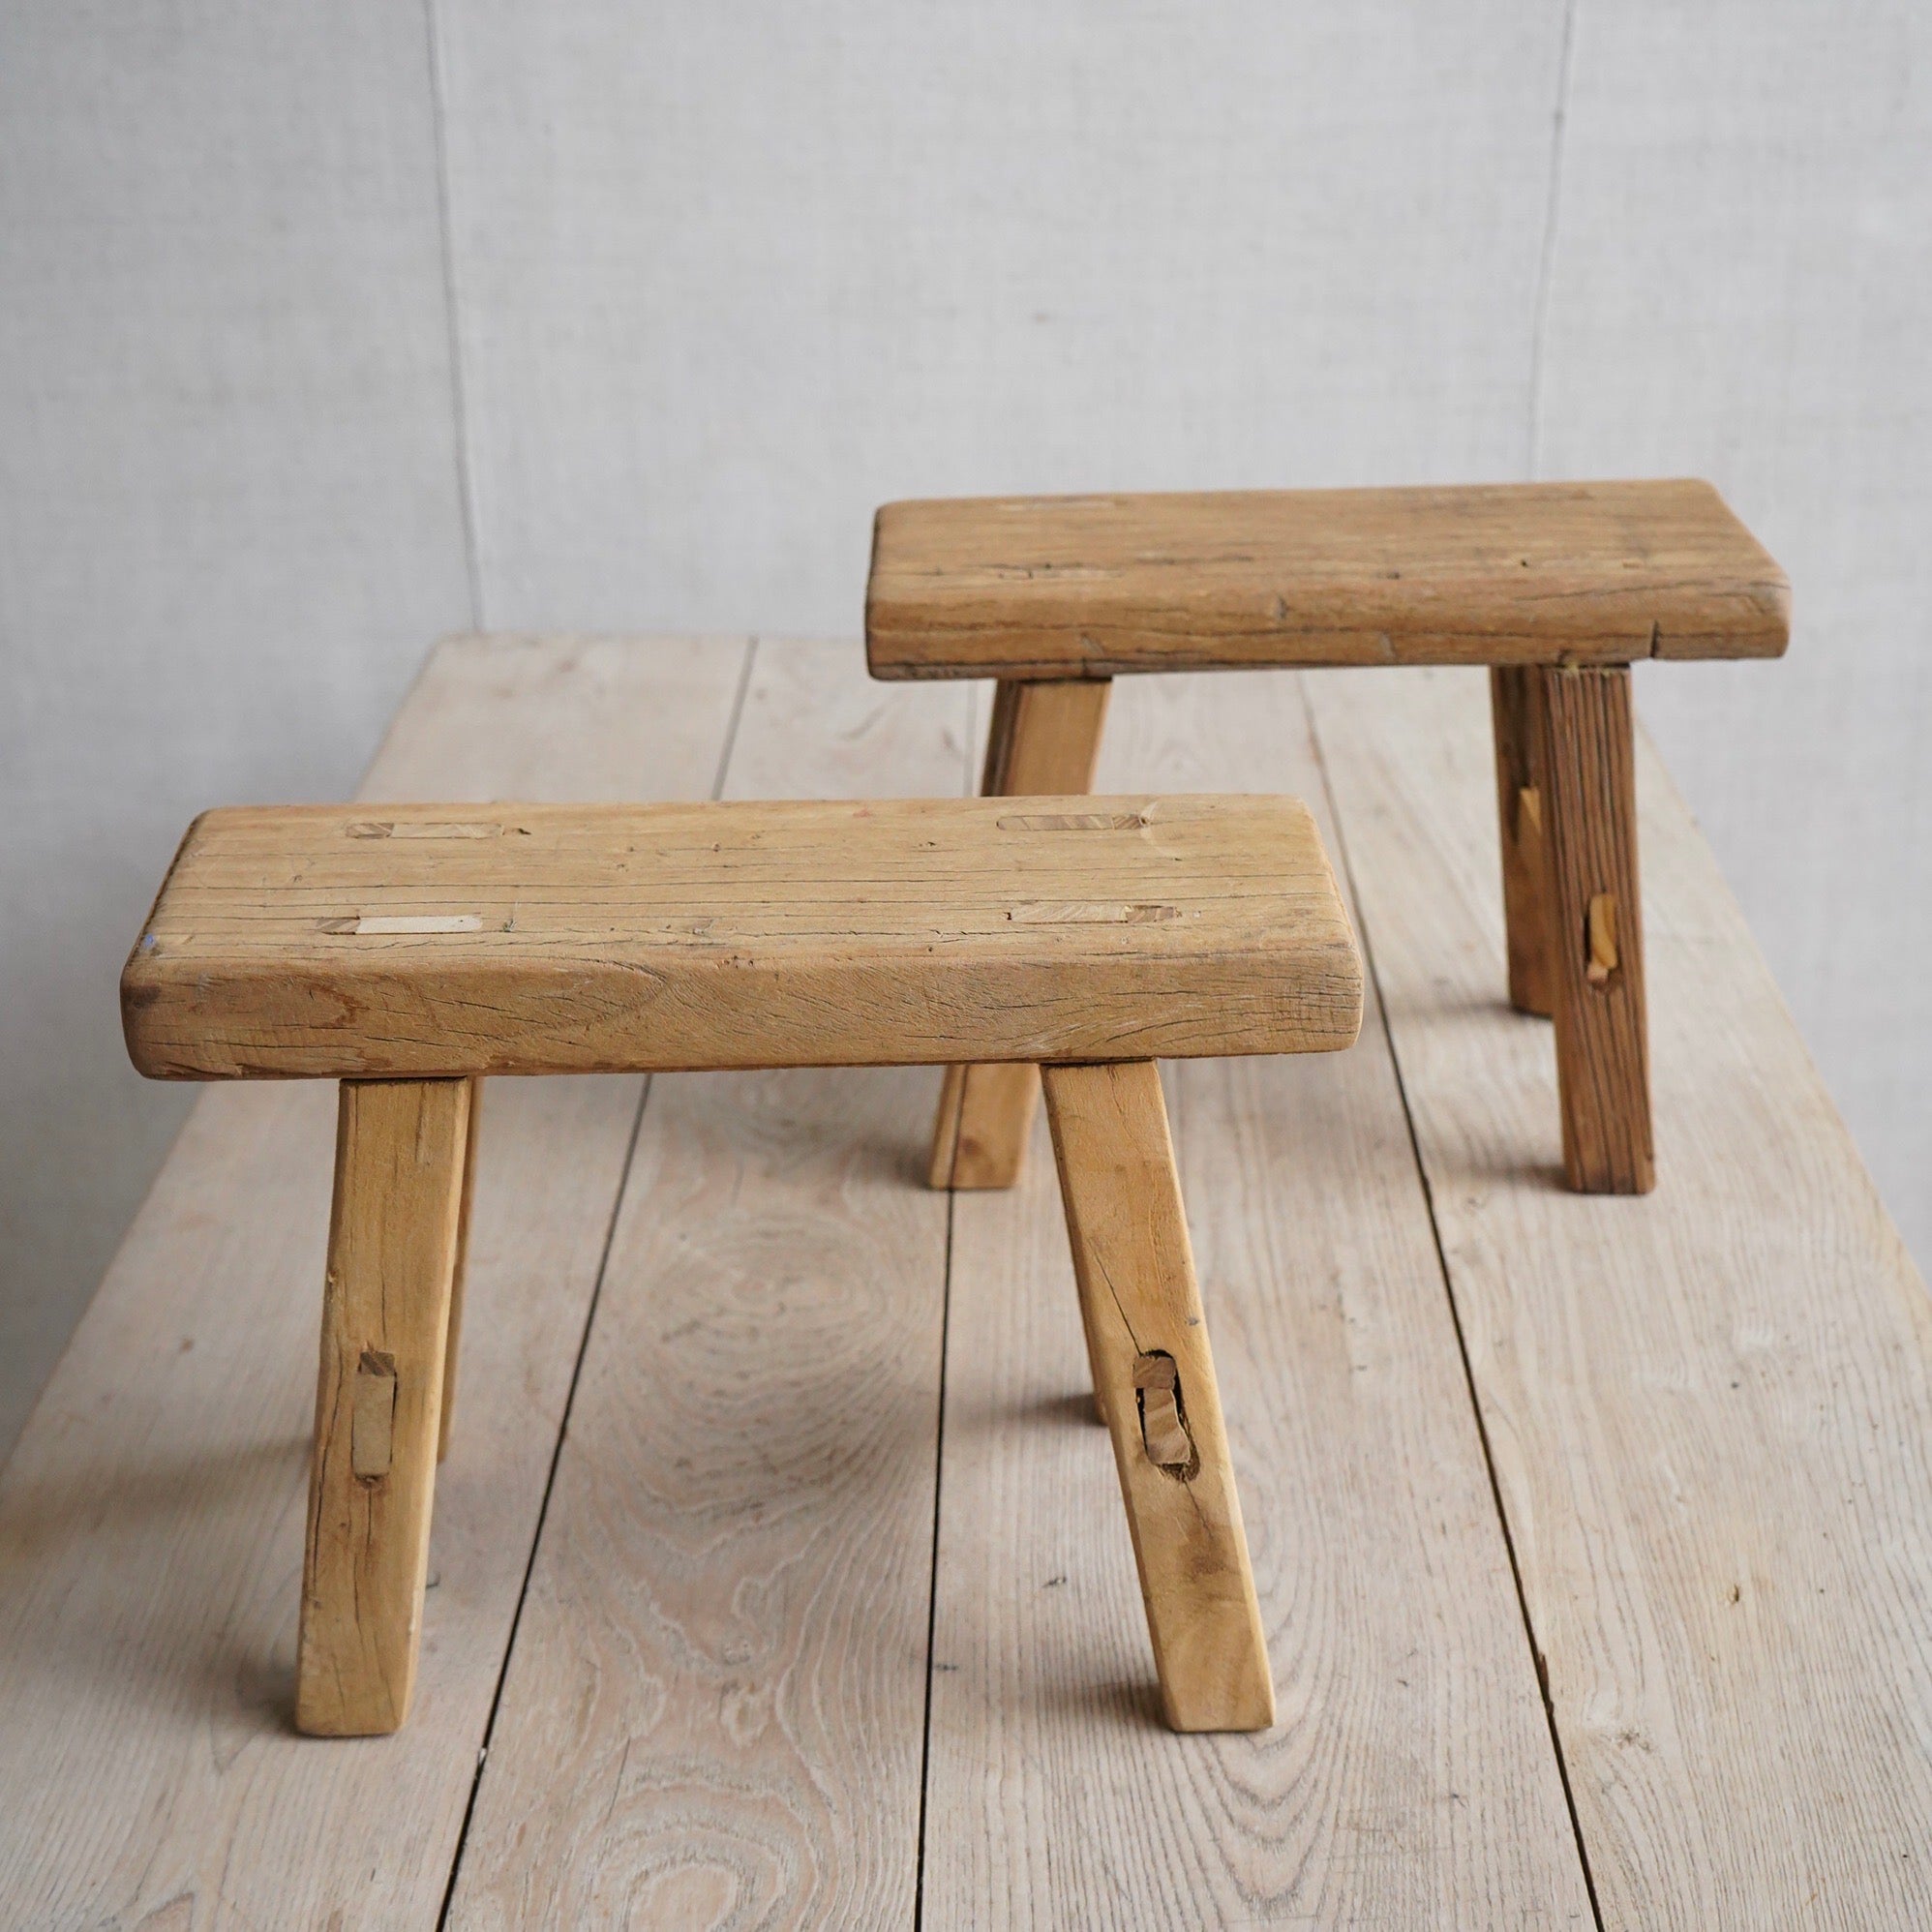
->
1305, 663, 1932, 1926
0, 633, 750, 1927
124, 792, 1362, 1079
444, 641, 969, 1927
922, 668, 1594, 1926
866, 480, 1790, 679
6, 635, 1929, 1928
296, 1076, 471, 1736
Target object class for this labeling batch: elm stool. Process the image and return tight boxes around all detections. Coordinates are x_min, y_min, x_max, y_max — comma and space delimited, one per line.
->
122, 795, 1363, 1737
868, 480, 1790, 1198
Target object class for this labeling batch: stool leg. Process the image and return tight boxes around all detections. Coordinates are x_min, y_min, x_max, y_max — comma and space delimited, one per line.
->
1490, 665, 1555, 1017
927, 678, 1110, 1190
1040, 1060, 1274, 1732
1537, 665, 1655, 1193
296, 1076, 471, 1736
437, 1075, 484, 1464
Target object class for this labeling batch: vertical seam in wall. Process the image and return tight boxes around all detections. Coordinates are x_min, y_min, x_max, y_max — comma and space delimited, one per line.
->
424, 0, 486, 629
1525, 0, 1581, 481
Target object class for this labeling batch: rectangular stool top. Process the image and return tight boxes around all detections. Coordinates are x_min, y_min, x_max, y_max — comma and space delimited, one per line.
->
123, 796, 1363, 1080
866, 479, 1790, 679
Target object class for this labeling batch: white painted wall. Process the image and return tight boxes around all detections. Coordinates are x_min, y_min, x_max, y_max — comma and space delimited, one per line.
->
3, 2, 1925, 1454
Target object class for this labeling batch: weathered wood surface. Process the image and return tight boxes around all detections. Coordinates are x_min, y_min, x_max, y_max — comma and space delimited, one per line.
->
922, 667, 1593, 1926
442, 642, 970, 1927
4, 634, 1924, 1929
0, 633, 749, 1926
1305, 663, 1932, 1926
867, 480, 1790, 679
1537, 664, 1654, 1193
1490, 664, 1555, 1017
124, 793, 1362, 1080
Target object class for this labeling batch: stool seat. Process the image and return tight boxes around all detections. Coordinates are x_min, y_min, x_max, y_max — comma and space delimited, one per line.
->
866, 479, 1789, 679
124, 795, 1361, 1080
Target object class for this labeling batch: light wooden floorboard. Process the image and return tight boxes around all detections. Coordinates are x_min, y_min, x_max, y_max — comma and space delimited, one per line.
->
10, 635, 1924, 1928
921, 670, 1594, 1927
443, 642, 976, 1927
0, 634, 748, 1927
1305, 664, 1932, 1927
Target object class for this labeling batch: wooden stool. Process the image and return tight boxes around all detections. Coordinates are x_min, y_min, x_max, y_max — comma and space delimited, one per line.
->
122, 796, 1362, 1737
867, 479, 1790, 1196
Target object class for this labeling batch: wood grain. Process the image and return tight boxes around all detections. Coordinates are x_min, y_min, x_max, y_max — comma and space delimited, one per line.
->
123, 794, 1364, 1080
438, 1075, 486, 1463
1538, 664, 1654, 1192
296, 1076, 470, 1736
1490, 664, 1555, 1017
444, 640, 971, 1928
928, 1061, 1041, 1192
981, 677, 1114, 795
14, 630, 1916, 1927
932, 676, 1112, 1190
921, 667, 1594, 1924
867, 479, 1790, 679
1041, 1059, 1273, 1733
0, 634, 748, 1926
1305, 662, 1932, 1926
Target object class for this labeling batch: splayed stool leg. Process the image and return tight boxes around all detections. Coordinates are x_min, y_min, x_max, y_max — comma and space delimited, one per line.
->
1041, 1059, 1274, 1732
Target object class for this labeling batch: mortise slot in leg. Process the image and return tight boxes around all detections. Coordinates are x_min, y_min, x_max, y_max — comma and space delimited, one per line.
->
297, 1076, 471, 1736
927, 679, 1111, 1192
1133, 1351, 1197, 1476
351, 1351, 398, 1479
1041, 1059, 1274, 1733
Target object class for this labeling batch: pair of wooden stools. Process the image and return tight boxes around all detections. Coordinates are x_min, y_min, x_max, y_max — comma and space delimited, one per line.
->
122, 479, 1787, 1738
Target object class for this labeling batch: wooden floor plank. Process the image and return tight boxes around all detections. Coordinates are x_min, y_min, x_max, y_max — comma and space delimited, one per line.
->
1304, 663, 1932, 1927
444, 643, 974, 1928
15, 631, 1921, 1929
0, 634, 749, 1927
921, 669, 1594, 1927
